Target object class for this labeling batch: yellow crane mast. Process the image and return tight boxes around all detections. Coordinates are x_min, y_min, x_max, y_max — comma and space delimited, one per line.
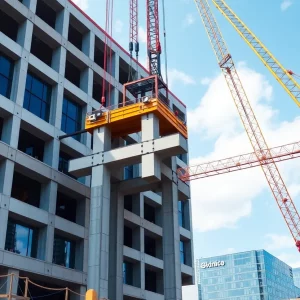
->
212, 0, 300, 108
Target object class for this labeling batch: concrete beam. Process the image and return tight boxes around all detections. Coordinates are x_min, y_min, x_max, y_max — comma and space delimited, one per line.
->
115, 178, 161, 195
69, 133, 187, 178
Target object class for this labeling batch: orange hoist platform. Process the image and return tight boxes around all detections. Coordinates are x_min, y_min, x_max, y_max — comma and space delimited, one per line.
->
85, 75, 188, 139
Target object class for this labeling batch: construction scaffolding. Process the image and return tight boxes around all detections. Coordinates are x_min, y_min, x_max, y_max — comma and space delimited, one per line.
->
0, 273, 87, 300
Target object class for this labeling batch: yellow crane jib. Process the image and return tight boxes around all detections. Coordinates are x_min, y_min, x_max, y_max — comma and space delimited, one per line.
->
212, 0, 300, 108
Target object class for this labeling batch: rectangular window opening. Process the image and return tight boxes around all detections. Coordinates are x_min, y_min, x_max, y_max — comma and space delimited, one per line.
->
56, 192, 77, 223
119, 57, 131, 85
123, 261, 133, 286
24, 73, 51, 122
145, 269, 157, 293
0, 9, 19, 41
52, 235, 75, 269
31, 34, 53, 66
145, 235, 156, 258
35, 0, 57, 29
61, 97, 82, 141
144, 203, 156, 224
18, 128, 45, 162
11, 172, 41, 208
0, 53, 14, 99
68, 22, 83, 51
5, 218, 39, 258
124, 226, 133, 248
65, 59, 81, 88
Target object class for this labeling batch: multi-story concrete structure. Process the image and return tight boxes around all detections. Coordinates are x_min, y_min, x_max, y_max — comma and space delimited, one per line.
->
197, 250, 300, 300
0, 0, 194, 299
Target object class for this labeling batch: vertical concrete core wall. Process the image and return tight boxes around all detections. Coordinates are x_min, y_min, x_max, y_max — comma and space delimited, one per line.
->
0, 0, 194, 299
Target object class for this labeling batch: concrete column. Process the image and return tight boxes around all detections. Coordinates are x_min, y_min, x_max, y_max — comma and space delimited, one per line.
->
2, 115, 21, 148
82, 31, 95, 59
53, 84, 64, 129
80, 68, 93, 95
6, 269, 20, 300
141, 114, 161, 182
140, 227, 145, 291
82, 104, 92, 147
44, 138, 60, 169
83, 237, 89, 273
108, 189, 124, 300
0, 160, 14, 196
17, 19, 34, 51
40, 181, 58, 213
52, 46, 67, 75
28, 0, 38, 13
162, 176, 182, 300
88, 126, 111, 298
44, 223, 55, 263
0, 195, 9, 250
113, 53, 119, 82
108, 87, 119, 108
56, 8, 69, 38
141, 113, 159, 142
11, 58, 28, 106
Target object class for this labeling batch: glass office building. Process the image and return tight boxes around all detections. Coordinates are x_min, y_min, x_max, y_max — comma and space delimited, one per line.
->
293, 268, 300, 289
197, 250, 300, 300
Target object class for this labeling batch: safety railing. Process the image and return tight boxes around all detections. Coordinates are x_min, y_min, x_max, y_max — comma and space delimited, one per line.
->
0, 273, 106, 300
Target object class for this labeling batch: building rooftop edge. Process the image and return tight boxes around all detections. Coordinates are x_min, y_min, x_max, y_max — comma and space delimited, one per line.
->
196, 249, 297, 269
68, 0, 186, 108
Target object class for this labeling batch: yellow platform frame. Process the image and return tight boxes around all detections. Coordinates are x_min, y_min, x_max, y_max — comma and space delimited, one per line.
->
85, 98, 187, 139
85, 75, 187, 139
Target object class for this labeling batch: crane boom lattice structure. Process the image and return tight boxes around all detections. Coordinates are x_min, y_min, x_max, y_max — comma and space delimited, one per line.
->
212, 0, 300, 108
147, 0, 162, 77
194, 0, 300, 249
178, 140, 300, 181
129, 0, 139, 59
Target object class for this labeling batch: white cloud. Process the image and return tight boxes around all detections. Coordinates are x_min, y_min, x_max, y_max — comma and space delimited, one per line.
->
183, 285, 198, 300
281, 0, 293, 11
200, 77, 211, 85
167, 69, 196, 89
115, 20, 123, 34
277, 252, 300, 268
265, 234, 294, 250
222, 248, 236, 255
71, 0, 89, 11
188, 63, 300, 232
139, 27, 147, 44
183, 13, 196, 27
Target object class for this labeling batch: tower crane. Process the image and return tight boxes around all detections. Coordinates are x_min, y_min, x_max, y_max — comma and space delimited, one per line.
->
129, 0, 139, 60
128, 0, 139, 81
146, 0, 162, 78
193, 0, 300, 251
211, 0, 300, 108
177, 139, 300, 181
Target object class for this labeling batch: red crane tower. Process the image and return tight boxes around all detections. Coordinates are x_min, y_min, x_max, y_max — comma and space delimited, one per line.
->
193, 0, 300, 251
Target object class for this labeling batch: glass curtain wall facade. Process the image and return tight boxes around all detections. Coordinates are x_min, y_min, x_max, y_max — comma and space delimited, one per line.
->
197, 250, 300, 300
293, 268, 300, 289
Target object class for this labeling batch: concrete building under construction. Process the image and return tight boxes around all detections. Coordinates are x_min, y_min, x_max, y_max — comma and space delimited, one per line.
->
0, 0, 194, 299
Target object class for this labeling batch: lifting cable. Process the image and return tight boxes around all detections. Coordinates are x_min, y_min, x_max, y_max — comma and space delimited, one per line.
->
108, 0, 114, 108
102, 0, 114, 108
162, 0, 169, 88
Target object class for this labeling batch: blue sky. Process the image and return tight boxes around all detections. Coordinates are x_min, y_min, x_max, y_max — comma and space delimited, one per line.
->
72, 0, 300, 298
